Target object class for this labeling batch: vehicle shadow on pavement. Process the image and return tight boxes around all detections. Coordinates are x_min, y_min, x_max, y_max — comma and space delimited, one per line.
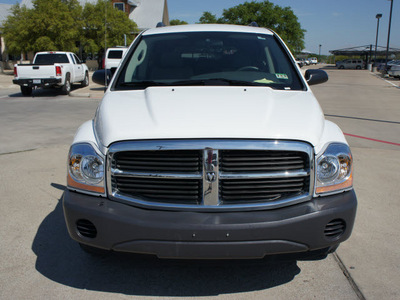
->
8, 85, 86, 98
32, 190, 301, 296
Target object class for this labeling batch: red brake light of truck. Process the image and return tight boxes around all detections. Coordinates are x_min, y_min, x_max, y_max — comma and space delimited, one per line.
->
14, 66, 18, 77
56, 66, 62, 77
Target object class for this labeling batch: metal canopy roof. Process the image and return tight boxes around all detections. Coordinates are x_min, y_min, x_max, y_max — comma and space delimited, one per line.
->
330, 45, 400, 56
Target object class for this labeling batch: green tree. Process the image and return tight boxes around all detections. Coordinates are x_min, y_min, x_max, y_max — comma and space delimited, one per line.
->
2, 4, 32, 54
198, 11, 220, 24
199, 1, 305, 53
3, 0, 81, 54
81, 0, 138, 54
3, 0, 137, 56
170, 19, 188, 26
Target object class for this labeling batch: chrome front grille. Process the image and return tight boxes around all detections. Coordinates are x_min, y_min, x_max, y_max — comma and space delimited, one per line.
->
107, 140, 314, 211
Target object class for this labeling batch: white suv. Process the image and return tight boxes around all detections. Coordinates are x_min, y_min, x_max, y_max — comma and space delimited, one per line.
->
103, 47, 128, 71
337, 59, 364, 69
65, 24, 357, 259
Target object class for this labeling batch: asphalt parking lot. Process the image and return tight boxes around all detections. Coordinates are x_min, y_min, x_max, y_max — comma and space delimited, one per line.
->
0, 66, 399, 299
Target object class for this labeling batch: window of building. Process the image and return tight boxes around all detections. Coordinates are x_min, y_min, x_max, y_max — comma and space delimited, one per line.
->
114, 2, 125, 11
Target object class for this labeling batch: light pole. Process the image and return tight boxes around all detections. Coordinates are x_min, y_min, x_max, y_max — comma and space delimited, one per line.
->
385, 0, 394, 69
319, 44, 321, 56
374, 14, 382, 66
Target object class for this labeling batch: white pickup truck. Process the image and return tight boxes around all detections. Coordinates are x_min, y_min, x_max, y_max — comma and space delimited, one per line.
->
64, 24, 357, 259
13, 51, 89, 96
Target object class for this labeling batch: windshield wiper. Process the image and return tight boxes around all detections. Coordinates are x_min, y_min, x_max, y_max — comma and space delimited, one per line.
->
171, 78, 263, 86
119, 78, 284, 89
119, 81, 168, 88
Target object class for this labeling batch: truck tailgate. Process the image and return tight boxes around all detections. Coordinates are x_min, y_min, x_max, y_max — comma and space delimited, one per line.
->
16, 65, 57, 79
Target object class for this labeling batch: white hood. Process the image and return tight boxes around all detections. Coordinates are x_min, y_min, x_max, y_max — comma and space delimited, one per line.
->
94, 86, 325, 148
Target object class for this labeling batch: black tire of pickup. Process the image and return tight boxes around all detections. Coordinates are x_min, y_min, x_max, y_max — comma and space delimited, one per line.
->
61, 74, 71, 95
81, 71, 89, 87
21, 86, 32, 96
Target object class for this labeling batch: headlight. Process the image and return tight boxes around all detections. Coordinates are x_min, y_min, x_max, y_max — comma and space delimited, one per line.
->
316, 143, 353, 195
67, 143, 105, 195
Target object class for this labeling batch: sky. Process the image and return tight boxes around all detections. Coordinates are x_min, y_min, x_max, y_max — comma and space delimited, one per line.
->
1, 0, 399, 55
167, 0, 400, 55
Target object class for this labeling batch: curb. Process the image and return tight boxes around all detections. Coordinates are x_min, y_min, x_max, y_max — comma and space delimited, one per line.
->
69, 90, 91, 97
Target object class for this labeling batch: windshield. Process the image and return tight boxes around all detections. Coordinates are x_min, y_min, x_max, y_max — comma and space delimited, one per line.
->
114, 31, 304, 90
34, 54, 69, 65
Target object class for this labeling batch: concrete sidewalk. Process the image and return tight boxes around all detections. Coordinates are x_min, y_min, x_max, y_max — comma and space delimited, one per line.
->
0, 70, 17, 90
69, 71, 105, 98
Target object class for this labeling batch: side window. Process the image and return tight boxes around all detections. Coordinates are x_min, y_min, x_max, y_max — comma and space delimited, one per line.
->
73, 54, 81, 64
69, 54, 76, 64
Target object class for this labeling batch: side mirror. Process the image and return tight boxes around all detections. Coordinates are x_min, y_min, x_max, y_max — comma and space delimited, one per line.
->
305, 69, 328, 85
92, 69, 112, 86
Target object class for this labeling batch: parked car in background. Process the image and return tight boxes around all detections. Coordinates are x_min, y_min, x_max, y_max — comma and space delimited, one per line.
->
13, 51, 89, 96
380, 60, 400, 75
388, 64, 400, 78
103, 47, 128, 71
337, 59, 364, 69
309, 57, 318, 65
295, 58, 304, 68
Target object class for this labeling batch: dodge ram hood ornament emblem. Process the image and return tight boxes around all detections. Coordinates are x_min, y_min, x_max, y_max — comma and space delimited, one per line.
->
206, 172, 216, 182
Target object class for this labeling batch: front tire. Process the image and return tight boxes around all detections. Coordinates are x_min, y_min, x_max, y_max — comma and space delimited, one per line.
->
20, 86, 32, 96
61, 74, 71, 95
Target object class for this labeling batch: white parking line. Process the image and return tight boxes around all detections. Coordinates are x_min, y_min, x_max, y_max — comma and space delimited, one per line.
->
383, 78, 400, 88
370, 72, 400, 88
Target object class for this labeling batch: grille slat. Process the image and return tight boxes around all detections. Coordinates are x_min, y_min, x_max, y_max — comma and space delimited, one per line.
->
220, 150, 307, 172
222, 155, 303, 162
118, 160, 200, 166
114, 150, 202, 173
113, 176, 202, 204
222, 165, 305, 171
220, 176, 307, 203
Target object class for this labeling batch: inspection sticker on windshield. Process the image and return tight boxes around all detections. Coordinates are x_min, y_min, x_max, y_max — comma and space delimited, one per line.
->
275, 73, 288, 80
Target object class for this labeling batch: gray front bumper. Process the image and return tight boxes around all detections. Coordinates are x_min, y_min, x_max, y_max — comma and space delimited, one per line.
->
63, 190, 357, 259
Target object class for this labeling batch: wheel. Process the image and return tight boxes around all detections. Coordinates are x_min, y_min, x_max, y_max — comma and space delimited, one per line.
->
81, 72, 89, 87
237, 66, 260, 72
356, 66, 361, 70
20, 86, 32, 96
79, 243, 110, 256
339, 65, 344, 69
61, 74, 71, 95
